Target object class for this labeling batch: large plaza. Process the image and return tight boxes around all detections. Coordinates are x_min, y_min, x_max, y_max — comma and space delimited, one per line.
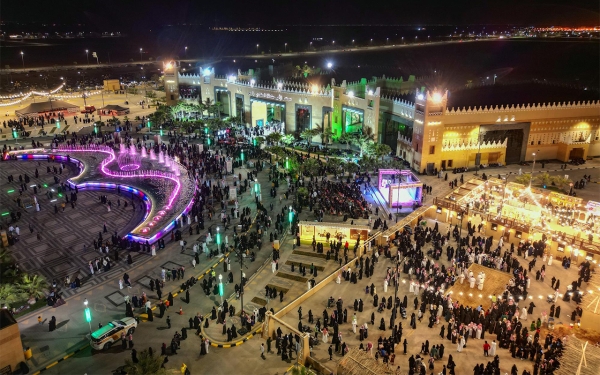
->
0, 42, 599, 375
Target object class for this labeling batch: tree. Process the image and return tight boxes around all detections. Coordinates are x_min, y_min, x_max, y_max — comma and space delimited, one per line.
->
266, 132, 283, 145
19, 274, 47, 301
356, 126, 376, 158
535, 172, 553, 188
373, 143, 392, 162
514, 173, 532, 186
338, 133, 356, 150
254, 136, 265, 147
0, 284, 26, 306
312, 123, 334, 145
552, 175, 573, 191
326, 157, 343, 177
301, 158, 320, 176
123, 349, 166, 375
300, 128, 320, 148
281, 134, 295, 146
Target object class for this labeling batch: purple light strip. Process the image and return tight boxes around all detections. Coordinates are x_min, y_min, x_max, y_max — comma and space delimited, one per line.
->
14, 147, 196, 244
56, 145, 182, 210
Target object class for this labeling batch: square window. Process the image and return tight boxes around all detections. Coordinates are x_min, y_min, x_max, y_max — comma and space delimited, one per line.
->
429, 145, 435, 154
448, 160, 453, 167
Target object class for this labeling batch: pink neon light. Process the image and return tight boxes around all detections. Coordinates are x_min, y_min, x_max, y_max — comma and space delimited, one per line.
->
56, 145, 182, 210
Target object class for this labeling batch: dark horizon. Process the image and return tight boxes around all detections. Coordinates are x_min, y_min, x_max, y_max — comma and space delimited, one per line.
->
1, 0, 598, 33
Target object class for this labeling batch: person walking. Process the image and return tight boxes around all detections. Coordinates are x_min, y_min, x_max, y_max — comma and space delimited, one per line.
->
261, 343, 266, 359
167, 316, 172, 329
328, 345, 333, 360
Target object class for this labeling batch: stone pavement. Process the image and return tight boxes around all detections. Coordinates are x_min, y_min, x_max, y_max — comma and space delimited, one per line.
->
15, 154, 324, 374
275, 218, 589, 375
0, 159, 146, 297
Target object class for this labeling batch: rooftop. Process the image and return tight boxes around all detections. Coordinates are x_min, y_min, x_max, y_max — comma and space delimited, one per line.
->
447, 82, 600, 109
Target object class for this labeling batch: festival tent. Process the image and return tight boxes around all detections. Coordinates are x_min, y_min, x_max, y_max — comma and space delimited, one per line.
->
97, 104, 130, 116
15, 100, 79, 117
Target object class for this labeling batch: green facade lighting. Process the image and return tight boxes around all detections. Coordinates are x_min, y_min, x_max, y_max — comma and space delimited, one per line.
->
84, 307, 92, 323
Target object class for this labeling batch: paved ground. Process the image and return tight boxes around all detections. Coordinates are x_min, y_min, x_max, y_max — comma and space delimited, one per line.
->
275, 219, 591, 375
0, 160, 145, 295
7, 143, 599, 374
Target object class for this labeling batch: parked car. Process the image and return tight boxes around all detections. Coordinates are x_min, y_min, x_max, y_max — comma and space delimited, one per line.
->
90, 318, 137, 350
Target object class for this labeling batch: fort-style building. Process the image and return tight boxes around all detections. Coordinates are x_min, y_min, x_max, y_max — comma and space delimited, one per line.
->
164, 62, 600, 174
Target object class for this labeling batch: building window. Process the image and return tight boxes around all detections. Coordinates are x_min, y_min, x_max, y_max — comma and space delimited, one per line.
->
429, 145, 435, 154
538, 140, 541, 145
415, 145, 419, 152
448, 160, 453, 167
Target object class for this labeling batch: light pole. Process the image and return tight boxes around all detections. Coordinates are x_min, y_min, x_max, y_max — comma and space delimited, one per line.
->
289, 205, 294, 234
218, 274, 223, 305
139, 48, 143, 62
84, 299, 92, 335
86, 49, 89, 64
216, 226, 221, 253
529, 152, 537, 188
256, 44, 259, 54
185, 46, 188, 58
499, 172, 513, 219
475, 126, 485, 176
20, 51, 24, 70
284, 43, 287, 53
386, 37, 389, 44
309, 42, 312, 51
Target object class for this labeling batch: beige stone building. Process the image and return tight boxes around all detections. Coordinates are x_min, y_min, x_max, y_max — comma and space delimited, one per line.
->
166, 63, 600, 173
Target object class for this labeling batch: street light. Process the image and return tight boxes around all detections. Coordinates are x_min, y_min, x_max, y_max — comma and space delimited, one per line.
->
86, 49, 89, 65
289, 206, 294, 233
309, 42, 312, 50
216, 227, 221, 253
84, 299, 92, 335
256, 44, 259, 54
284, 43, 287, 53
218, 274, 223, 305
475, 126, 485, 176
529, 152, 537, 188
20, 51, 24, 70
327, 62, 333, 69
184, 46, 188, 57
139, 48, 143, 62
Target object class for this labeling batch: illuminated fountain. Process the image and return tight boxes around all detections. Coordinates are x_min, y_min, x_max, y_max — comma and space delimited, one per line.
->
119, 143, 127, 153
158, 150, 165, 163
129, 144, 137, 155
164, 155, 171, 168
141, 147, 148, 158
149, 149, 156, 160
117, 151, 142, 171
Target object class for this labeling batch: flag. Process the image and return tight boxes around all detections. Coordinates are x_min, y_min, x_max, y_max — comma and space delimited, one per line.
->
92, 52, 97, 58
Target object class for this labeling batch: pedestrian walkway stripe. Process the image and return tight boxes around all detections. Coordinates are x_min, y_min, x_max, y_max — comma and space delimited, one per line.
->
32, 343, 90, 375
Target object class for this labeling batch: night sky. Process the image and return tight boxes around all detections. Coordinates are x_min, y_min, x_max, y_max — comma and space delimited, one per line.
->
1, 0, 598, 30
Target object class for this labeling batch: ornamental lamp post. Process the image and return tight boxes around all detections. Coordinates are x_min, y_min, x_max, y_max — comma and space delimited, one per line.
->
86, 49, 89, 65
218, 274, 223, 304
529, 152, 537, 188
84, 299, 92, 335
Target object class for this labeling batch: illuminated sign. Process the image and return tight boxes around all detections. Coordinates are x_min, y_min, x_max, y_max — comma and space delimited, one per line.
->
249, 91, 292, 102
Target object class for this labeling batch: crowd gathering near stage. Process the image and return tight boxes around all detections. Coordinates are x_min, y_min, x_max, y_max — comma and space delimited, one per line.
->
269, 215, 594, 375
2, 120, 597, 375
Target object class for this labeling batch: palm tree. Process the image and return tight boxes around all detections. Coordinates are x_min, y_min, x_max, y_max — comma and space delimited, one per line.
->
301, 158, 320, 176
266, 132, 283, 145
514, 174, 532, 186
0, 284, 26, 306
552, 175, 573, 192
123, 349, 166, 375
312, 123, 334, 145
281, 134, 295, 146
300, 128, 320, 148
357, 126, 376, 158
535, 172, 553, 188
19, 274, 47, 301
